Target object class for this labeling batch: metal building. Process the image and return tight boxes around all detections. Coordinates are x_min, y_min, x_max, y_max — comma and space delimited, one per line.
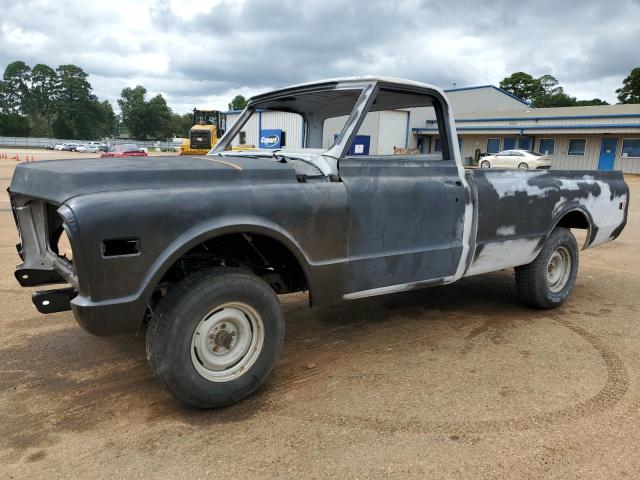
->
221, 85, 640, 173
415, 104, 640, 173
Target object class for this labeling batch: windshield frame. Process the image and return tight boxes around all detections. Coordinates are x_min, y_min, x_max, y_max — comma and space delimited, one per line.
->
211, 81, 376, 160
210, 77, 456, 175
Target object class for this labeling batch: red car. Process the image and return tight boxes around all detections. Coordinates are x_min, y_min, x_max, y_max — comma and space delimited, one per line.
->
100, 144, 148, 158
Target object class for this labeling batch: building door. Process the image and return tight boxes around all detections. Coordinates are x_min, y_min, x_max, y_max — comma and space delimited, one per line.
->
598, 138, 618, 171
503, 137, 516, 150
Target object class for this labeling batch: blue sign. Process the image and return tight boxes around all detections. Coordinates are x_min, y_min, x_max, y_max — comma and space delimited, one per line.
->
259, 129, 284, 148
348, 135, 370, 156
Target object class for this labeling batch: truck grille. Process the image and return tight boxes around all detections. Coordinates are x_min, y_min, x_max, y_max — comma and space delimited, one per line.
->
190, 130, 212, 149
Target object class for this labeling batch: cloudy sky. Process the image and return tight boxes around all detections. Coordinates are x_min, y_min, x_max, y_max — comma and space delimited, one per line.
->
1, 0, 638, 113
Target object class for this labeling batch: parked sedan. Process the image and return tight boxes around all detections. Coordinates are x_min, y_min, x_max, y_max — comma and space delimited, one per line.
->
479, 150, 551, 170
100, 144, 148, 158
76, 144, 100, 153
56, 143, 80, 152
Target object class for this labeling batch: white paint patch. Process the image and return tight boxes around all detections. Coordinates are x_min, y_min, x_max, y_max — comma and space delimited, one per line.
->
484, 171, 597, 199
465, 238, 542, 277
553, 183, 627, 248
496, 225, 516, 236
485, 171, 627, 249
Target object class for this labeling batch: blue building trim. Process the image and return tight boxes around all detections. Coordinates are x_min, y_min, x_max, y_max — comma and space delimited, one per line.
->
444, 85, 530, 106
456, 113, 640, 122
415, 123, 640, 133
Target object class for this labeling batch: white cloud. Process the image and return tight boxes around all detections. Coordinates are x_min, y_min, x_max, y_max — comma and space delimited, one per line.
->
0, 0, 638, 112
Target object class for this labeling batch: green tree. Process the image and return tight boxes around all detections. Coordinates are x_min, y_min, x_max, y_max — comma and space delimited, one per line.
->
0, 112, 30, 135
574, 98, 609, 106
501, 72, 612, 108
118, 86, 174, 139
228, 94, 247, 111
534, 91, 577, 108
0, 61, 31, 113
171, 112, 194, 137
144, 94, 173, 139
616, 67, 640, 104
29, 64, 59, 136
499, 72, 540, 104
52, 64, 104, 138
118, 85, 148, 139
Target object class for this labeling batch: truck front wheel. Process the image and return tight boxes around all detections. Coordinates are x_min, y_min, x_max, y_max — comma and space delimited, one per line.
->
146, 267, 284, 408
515, 227, 579, 309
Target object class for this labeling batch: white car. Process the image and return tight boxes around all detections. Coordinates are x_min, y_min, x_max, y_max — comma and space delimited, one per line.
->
76, 144, 99, 153
479, 150, 551, 170
54, 143, 79, 151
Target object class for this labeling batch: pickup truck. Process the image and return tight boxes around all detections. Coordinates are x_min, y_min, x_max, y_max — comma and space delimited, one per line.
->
8, 76, 629, 408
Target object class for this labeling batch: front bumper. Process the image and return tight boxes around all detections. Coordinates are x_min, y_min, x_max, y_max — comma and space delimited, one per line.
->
10, 194, 148, 336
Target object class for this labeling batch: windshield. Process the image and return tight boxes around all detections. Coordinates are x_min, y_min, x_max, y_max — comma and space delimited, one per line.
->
527, 150, 543, 156
216, 87, 365, 153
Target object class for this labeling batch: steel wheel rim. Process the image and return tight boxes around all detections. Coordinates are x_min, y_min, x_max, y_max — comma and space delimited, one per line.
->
546, 246, 572, 293
191, 302, 264, 382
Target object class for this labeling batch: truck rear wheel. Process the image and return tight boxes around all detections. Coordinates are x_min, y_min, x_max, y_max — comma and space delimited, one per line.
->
146, 267, 284, 408
515, 227, 579, 309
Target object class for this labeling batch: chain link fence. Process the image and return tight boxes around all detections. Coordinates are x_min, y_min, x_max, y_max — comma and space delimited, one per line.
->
0, 136, 181, 150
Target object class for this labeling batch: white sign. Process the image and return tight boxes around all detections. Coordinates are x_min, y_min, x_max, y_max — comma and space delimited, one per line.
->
354, 144, 364, 154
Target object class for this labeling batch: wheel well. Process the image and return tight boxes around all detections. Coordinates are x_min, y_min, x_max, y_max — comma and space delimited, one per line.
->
555, 209, 591, 247
557, 210, 590, 229
155, 233, 308, 298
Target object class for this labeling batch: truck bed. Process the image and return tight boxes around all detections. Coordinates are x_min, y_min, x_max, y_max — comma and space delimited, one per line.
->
464, 169, 629, 277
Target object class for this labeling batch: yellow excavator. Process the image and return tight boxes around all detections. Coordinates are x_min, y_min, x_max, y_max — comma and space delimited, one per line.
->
180, 109, 226, 155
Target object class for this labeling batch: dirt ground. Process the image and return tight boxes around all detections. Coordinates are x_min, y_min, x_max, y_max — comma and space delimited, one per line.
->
0, 153, 639, 479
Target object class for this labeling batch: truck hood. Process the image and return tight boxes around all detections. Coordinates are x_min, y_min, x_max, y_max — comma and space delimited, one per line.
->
9, 155, 298, 204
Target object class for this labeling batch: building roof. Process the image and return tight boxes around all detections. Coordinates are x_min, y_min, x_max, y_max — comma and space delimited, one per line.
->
455, 104, 640, 121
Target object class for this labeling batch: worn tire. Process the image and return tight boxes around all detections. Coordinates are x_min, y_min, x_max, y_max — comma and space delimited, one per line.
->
146, 267, 284, 408
515, 227, 579, 309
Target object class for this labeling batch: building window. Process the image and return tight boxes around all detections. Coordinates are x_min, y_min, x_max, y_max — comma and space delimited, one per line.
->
503, 138, 517, 150
518, 137, 533, 150
239, 131, 246, 144
568, 138, 586, 156
538, 138, 555, 155
621, 138, 640, 158
434, 137, 442, 152
487, 138, 500, 154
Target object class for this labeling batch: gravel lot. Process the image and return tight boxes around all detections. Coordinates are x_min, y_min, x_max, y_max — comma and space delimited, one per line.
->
1, 154, 639, 479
